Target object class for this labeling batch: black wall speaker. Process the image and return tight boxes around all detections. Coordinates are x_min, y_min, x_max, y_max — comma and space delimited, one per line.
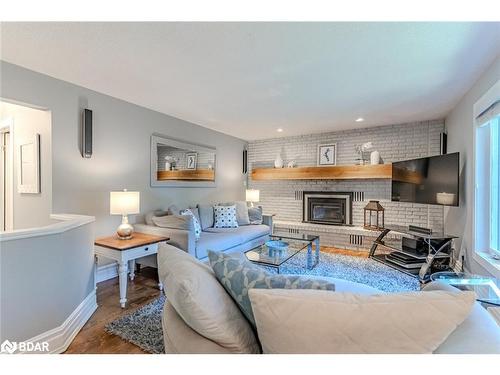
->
243, 149, 248, 174
82, 109, 93, 158
440, 132, 447, 155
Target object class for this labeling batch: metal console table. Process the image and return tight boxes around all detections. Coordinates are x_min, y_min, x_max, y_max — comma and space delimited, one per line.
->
369, 225, 458, 282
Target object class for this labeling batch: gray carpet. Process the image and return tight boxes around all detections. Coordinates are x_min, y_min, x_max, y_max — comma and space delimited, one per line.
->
105, 252, 419, 353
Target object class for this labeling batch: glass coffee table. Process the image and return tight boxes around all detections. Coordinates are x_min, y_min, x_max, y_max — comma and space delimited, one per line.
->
245, 232, 320, 273
430, 272, 500, 306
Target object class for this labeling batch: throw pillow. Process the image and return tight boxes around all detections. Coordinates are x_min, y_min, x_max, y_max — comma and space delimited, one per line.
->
207, 250, 335, 326
248, 206, 263, 225
144, 209, 169, 226
219, 201, 250, 226
180, 208, 202, 240
248, 288, 475, 354
167, 204, 180, 215
197, 204, 214, 230
189, 206, 201, 224
152, 214, 194, 231
157, 243, 260, 354
213, 205, 239, 228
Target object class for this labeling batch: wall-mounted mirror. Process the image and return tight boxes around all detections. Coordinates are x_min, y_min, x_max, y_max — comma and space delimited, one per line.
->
151, 134, 216, 187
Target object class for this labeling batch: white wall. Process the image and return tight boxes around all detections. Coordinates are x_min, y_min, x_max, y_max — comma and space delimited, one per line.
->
0, 61, 247, 239
248, 120, 445, 231
444, 55, 500, 276
0, 101, 52, 230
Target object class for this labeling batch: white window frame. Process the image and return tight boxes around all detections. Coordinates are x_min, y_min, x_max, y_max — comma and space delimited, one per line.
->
472, 80, 500, 277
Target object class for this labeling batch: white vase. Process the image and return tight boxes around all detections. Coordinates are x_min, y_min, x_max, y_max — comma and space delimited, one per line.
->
370, 151, 380, 165
274, 154, 283, 168
165, 162, 171, 171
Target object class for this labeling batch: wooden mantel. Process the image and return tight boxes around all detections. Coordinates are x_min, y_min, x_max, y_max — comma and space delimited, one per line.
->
251, 164, 392, 181
157, 169, 215, 181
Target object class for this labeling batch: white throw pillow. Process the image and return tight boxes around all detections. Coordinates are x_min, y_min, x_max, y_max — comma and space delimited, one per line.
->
248, 288, 475, 354
158, 244, 260, 354
180, 208, 201, 239
213, 205, 239, 228
218, 201, 250, 226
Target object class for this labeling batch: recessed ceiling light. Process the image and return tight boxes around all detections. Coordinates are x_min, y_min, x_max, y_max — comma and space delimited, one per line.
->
355, 117, 364, 122
277, 128, 284, 132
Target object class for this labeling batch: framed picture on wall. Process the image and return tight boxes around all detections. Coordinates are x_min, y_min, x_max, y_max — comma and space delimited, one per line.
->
18, 133, 41, 194
317, 143, 337, 166
186, 152, 198, 169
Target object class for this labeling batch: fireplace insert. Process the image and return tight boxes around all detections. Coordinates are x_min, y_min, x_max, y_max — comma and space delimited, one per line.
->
303, 191, 353, 225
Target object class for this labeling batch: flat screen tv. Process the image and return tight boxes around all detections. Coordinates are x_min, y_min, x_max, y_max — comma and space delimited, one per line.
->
391, 152, 459, 206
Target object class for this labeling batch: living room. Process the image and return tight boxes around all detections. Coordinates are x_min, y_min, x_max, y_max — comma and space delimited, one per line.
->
0, 1, 499, 373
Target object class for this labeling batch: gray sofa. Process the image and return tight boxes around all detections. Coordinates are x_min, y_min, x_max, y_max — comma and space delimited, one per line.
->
134, 205, 273, 261
157, 243, 500, 354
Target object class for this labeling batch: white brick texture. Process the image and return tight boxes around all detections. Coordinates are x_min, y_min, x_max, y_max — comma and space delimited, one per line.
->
248, 120, 445, 248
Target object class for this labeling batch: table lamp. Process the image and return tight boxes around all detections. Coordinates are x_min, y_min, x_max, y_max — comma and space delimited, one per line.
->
110, 189, 140, 240
246, 189, 260, 207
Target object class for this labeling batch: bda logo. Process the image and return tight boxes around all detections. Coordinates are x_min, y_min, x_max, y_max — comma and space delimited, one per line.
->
1, 340, 17, 354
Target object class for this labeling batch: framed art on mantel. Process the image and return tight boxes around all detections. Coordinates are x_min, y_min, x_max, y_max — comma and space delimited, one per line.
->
317, 143, 337, 166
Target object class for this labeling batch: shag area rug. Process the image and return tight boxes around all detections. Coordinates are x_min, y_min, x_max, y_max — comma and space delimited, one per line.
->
105, 252, 420, 353
106, 294, 166, 354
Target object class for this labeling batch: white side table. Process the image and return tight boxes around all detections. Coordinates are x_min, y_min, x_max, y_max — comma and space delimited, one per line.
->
94, 232, 169, 308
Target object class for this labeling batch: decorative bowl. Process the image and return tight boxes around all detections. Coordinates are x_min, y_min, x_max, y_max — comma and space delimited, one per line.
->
265, 240, 289, 251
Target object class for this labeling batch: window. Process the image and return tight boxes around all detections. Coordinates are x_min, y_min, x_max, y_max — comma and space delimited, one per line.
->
475, 103, 500, 260
491, 116, 499, 256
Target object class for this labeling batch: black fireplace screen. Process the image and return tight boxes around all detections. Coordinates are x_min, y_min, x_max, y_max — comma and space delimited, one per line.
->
303, 192, 352, 225
310, 198, 345, 224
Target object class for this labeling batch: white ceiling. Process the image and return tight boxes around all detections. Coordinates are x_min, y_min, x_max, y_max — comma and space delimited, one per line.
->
1, 22, 499, 140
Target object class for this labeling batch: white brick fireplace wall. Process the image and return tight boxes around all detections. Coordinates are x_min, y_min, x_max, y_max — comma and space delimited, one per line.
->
247, 120, 445, 250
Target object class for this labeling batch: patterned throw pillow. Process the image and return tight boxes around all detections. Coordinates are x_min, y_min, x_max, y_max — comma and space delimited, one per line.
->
218, 201, 250, 226
180, 208, 202, 240
213, 205, 239, 228
207, 250, 335, 326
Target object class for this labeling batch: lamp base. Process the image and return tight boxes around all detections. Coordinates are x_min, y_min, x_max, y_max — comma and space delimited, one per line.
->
116, 215, 134, 240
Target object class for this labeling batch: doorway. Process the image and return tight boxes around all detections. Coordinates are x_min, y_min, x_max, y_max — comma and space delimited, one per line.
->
1, 118, 14, 231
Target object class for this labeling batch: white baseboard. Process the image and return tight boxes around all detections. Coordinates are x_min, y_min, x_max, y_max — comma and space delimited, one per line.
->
96, 262, 118, 283
23, 289, 98, 354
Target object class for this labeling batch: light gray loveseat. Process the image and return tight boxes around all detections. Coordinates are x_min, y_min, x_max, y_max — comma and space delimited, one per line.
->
134, 203, 273, 261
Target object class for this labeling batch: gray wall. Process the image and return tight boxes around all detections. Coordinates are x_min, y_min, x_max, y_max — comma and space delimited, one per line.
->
0, 61, 247, 237
0, 218, 95, 343
444, 55, 500, 276
248, 120, 445, 231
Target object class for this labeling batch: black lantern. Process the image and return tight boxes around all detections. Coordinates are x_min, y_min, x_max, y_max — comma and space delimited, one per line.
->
363, 200, 385, 230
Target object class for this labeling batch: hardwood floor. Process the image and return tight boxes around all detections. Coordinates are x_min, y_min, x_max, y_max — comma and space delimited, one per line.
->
65, 267, 161, 354
65, 246, 368, 354
321, 246, 368, 258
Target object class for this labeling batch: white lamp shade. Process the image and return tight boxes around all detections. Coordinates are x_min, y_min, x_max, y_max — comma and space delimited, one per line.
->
110, 191, 140, 215
246, 189, 260, 203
